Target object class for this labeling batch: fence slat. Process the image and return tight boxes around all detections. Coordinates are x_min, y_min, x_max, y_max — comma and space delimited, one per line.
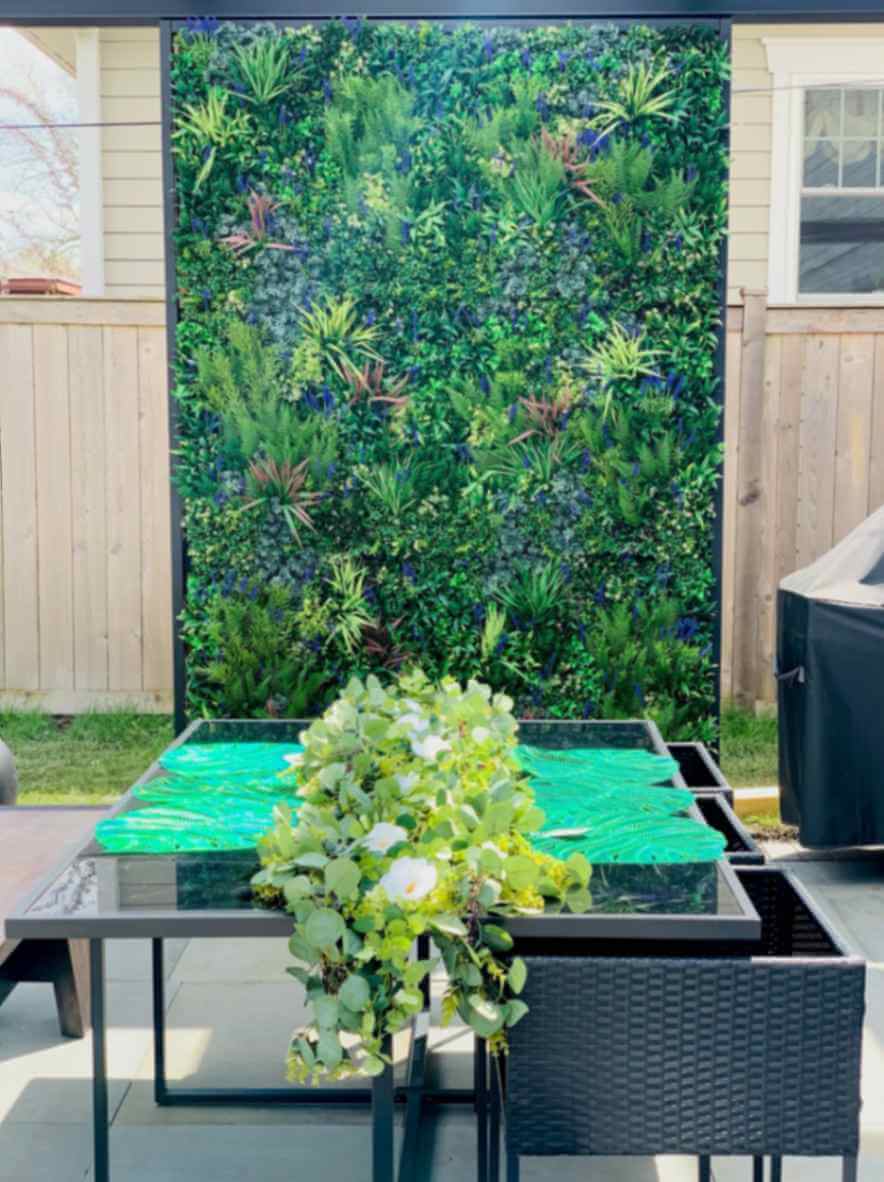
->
797, 335, 840, 570
774, 335, 803, 589
834, 334, 875, 539
104, 325, 144, 692
720, 325, 743, 700
33, 325, 74, 692
870, 336, 884, 515
756, 333, 781, 703
0, 325, 39, 690
731, 291, 768, 707
69, 326, 109, 691
138, 327, 172, 693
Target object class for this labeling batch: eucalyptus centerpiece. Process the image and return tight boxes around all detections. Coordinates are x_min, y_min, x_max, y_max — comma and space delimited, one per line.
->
253, 670, 591, 1082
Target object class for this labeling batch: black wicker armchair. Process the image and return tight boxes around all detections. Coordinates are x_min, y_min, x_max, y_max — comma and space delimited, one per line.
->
488, 867, 865, 1182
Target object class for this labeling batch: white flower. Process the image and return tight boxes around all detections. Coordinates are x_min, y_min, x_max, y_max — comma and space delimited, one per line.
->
411, 734, 451, 761
364, 822, 408, 855
395, 772, 419, 792
379, 857, 437, 904
397, 712, 429, 734
472, 726, 490, 744
283, 752, 303, 768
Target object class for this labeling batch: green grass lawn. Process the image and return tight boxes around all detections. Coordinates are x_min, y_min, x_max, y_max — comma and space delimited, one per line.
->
1, 702, 779, 805
1, 712, 174, 805
718, 704, 779, 789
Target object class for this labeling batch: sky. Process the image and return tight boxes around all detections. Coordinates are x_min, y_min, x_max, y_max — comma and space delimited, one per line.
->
0, 28, 80, 277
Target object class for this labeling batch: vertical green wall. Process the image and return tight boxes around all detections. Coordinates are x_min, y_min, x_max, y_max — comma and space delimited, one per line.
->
170, 19, 728, 740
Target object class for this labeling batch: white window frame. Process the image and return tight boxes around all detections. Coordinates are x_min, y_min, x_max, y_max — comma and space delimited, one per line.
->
764, 37, 884, 306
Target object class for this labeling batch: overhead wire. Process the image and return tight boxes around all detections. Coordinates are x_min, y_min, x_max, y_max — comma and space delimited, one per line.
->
1, 78, 884, 133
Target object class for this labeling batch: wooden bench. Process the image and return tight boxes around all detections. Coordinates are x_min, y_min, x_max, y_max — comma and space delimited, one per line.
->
0, 806, 105, 1038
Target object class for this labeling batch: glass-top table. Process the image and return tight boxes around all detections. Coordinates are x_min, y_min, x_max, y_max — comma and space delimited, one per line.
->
5, 717, 762, 1182
8, 718, 760, 944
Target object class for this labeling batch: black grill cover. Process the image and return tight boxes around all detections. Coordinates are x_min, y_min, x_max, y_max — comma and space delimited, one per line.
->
777, 506, 884, 847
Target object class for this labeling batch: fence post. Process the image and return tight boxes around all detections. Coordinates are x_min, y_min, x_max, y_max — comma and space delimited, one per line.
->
756, 302, 782, 706
731, 289, 768, 708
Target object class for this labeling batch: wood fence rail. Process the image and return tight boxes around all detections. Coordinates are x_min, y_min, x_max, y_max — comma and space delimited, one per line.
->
0, 299, 172, 713
1, 296, 878, 715
722, 294, 884, 707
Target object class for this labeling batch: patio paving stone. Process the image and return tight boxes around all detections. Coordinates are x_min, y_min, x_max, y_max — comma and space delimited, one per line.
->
169, 937, 291, 986
0, 981, 155, 1125
106, 938, 189, 983
0, 1121, 91, 1182
2, 859, 884, 1179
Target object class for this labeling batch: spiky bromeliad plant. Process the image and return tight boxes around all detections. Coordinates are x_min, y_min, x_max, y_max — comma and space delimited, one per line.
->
253, 670, 591, 1082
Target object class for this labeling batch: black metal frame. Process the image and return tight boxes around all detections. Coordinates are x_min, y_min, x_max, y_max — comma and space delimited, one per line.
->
149, 10, 732, 735
79, 931, 472, 1182
4, 1, 884, 19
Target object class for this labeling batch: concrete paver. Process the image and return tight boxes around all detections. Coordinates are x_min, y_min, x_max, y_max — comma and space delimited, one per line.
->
1, 860, 883, 1180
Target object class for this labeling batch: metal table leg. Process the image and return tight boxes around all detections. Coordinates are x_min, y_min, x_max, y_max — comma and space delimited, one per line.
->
489, 1052, 501, 1182
476, 1038, 487, 1182
152, 937, 166, 1103
373, 1036, 395, 1182
90, 938, 109, 1182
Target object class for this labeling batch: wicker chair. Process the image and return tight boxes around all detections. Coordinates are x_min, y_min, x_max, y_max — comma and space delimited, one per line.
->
490, 868, 865, 1182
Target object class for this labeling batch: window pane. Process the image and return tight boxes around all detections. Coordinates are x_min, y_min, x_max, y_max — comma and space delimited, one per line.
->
803, 139, 839, 188
844, 88, 880, 137
800, 194, 884, 293
842, 140, 878, 187
805, 88, 841, 139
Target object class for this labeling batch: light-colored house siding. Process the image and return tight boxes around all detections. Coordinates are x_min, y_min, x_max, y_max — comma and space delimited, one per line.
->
25, 23, 884, 305
95, 25, 875, 305
728, 23, 884, 304
98, 27, 164, 299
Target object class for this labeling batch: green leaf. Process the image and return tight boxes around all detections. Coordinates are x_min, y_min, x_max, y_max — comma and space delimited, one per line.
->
506, 1000, 529, 1027
361, 1055, 387, 1077
294, 1036, 315, 1067
431, 914, 467, 937
507, 957, 527, 994
566, 852, 592, 888
324, 857, 361, 899
520, 806, 546, 833
505, 855, 539, 891
304, 908, 345, 949
396, 813, 417, 830
339, 974, 371, 1012
393, 987, 423, 1010
467, 994, 505, 1037
313, 995, 339, 1029
288, 933, 315, 963
317, 1028, 343, 1069
482, 924, 513, 952
295, 851, 330, 870
564, 887, 592, 914
283, 875, 314, 905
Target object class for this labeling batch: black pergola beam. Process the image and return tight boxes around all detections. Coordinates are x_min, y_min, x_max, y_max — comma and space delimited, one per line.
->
3, 1, 884, 22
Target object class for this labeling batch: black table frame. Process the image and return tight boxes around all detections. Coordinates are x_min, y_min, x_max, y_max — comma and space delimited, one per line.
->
81, 930, 472, 1182
7, 718, 762, 1182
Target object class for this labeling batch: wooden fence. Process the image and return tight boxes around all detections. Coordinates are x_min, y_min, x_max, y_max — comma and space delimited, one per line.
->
1, 294, 880, 713
0, 299, 172, 713
722, 294, 884, 707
